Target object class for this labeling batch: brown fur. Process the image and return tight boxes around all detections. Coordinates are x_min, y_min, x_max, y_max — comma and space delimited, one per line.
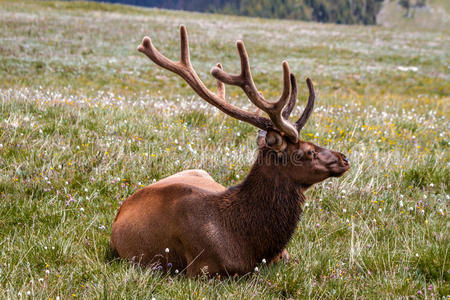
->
110, 134, 349, 276
113, 26, 349, 276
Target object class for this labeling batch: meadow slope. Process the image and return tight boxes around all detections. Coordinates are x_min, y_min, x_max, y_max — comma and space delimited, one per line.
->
0, 0, 449, 298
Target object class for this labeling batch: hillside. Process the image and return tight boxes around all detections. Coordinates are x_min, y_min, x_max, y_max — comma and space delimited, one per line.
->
91, 0, 384, 25
0, 0, 448, 298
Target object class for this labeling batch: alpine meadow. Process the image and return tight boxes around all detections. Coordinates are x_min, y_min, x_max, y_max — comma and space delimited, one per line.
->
0, 0, 449, 298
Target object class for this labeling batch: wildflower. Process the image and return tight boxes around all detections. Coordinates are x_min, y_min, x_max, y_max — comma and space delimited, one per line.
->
175, 269, 179, 274
254, 267, 259, 272
399, 200, 404, 207
165, 248, 170, 253
261, 258, 266, 264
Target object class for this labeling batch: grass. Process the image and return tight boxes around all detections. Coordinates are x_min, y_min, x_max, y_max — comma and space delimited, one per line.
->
0, 0, 449, 298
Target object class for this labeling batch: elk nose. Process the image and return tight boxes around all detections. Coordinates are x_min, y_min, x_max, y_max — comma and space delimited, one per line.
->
342, 155, 349, 164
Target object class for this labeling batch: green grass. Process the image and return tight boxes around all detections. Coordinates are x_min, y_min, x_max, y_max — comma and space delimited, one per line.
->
0, 0, 449, 298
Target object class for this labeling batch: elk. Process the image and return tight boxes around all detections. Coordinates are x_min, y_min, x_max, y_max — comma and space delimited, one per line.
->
110, 26, 349, 277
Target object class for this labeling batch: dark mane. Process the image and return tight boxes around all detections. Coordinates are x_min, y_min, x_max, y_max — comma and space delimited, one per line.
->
217, 149, 305, 266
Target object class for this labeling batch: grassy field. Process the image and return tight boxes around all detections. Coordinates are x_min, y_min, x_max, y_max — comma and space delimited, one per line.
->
0, 0, 449, 298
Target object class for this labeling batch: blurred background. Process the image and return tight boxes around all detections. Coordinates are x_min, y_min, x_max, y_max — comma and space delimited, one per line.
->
91, 0, 449, 28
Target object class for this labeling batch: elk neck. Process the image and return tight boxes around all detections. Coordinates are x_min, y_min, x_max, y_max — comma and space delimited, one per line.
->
216, 150, 305, 262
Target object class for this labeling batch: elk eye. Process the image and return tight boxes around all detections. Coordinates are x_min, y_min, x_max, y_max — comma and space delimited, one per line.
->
307, 150, 314, 156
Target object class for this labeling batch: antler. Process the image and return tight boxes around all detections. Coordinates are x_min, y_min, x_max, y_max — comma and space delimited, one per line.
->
210, 40, 316, 142
210, 41, 300, 142
138, 26, 273, 131
138, 25, 315, 143
281, 75, 316, 132
295, 78, 315, 132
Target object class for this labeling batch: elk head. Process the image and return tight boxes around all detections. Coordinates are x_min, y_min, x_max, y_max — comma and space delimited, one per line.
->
257, 129, 349, 189
138, 25, 349, 188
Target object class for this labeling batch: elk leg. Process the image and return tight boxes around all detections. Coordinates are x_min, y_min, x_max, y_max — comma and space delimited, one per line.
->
270, 248, 290, 264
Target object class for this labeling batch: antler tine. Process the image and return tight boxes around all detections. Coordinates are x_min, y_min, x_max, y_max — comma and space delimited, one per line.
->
212, 41, 298, 142
138, 36, 180, 74
179, 25, 190, 66
282, 73, 298, 119
138, 25, 274, 131
295, 78, 315, 132
215, 63, 225, 99
137, 25, 190, 69
211, 41, 271, 111
274, 61, 292, 112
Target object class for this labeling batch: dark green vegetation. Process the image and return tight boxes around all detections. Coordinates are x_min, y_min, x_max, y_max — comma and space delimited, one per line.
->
0, 0, 448, 298
94, 0, 384, 24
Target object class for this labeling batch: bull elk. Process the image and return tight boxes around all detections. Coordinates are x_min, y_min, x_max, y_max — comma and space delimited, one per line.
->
110, 26, 350, 276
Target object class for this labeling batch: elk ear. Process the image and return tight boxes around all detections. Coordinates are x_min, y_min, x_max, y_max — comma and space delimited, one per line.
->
265, 131, 287, 152
257, 130, 267, 147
